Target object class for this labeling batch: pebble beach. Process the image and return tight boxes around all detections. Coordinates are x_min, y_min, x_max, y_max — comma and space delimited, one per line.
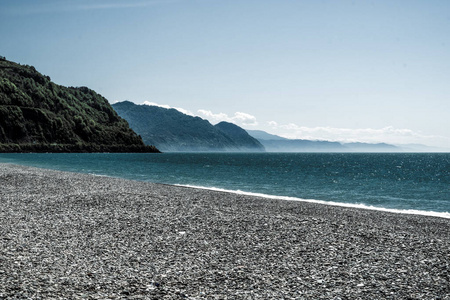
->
0, 163, 449, 299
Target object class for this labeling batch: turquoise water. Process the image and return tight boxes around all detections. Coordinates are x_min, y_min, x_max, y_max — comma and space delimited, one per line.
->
1, 153, 449, 216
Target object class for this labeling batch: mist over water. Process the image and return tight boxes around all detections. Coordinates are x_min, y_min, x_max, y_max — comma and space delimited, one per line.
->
1, 152, 449, 215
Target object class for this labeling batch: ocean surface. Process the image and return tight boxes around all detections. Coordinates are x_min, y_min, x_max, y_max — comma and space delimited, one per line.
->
1, 153, 449, 218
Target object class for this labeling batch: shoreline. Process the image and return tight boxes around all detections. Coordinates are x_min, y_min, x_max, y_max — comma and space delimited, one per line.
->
1, 163, 449, 299
1, 158, 449, 220
177, 184, 450, 219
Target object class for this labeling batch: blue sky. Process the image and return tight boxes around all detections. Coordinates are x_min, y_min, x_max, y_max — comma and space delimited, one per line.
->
1, 0, 449, 148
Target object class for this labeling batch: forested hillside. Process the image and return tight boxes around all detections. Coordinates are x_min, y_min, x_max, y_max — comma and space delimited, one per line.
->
0, 57, 159, 152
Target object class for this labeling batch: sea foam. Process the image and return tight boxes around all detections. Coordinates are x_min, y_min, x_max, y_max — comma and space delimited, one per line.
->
177, 184, 450, 219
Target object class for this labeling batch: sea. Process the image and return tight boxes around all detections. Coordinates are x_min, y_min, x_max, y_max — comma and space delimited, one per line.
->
0, 152, 449, 218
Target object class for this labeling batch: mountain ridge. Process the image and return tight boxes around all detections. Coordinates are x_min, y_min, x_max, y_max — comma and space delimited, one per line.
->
112, 101, 264, 152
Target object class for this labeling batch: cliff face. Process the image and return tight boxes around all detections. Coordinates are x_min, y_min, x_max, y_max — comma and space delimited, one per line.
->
0, 58, 159, 152
113, 101, 265, 152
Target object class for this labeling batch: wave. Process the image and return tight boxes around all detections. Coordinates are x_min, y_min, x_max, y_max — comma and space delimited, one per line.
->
176, 184, 450, 219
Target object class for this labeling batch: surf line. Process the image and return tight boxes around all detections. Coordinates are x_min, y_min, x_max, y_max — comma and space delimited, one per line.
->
176, 184, 450, 219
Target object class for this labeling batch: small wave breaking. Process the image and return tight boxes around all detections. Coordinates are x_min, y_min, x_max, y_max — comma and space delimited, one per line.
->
176, 184, 450, 219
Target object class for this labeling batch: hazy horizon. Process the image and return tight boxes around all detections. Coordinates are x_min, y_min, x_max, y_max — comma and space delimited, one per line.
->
1, 0, 449, 148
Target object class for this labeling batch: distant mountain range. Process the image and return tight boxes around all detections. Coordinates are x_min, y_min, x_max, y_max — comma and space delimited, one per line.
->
112, 101, 264, 152
246, 130, 449, 152
246, 130, 400, 152
113, 101, 406, 152
0, 57, 158, 153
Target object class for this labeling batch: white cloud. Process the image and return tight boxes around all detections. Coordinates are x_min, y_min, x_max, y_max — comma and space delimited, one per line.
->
140, 102, 258, 127
271, 123, 447, 146
197, 110, 258, 126
143, 101, 194, 116
234, 112, 258, 125
197, 110, 229, 122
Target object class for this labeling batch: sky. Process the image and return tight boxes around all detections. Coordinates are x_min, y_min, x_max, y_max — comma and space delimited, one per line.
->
1, 0, 449, 149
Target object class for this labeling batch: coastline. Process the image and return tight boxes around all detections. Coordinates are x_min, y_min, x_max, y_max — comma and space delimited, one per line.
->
1, 163, 449, 299
177, 184, 450, 219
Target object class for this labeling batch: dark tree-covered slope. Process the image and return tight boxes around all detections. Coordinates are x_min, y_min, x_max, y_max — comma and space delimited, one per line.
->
0, 58, 159, 152
112, 101, 265, 152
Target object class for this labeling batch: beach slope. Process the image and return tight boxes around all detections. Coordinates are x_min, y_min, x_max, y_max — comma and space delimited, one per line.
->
0, 164, 449, 299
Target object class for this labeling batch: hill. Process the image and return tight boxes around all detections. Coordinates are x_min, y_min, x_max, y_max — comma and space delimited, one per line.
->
112, 101, 264, 152
0, 57, 159, 153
